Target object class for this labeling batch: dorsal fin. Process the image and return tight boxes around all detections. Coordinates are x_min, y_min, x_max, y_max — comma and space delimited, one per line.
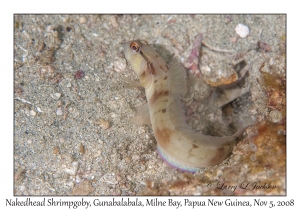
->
167, 95, 245, 149
168, 63, 187, 98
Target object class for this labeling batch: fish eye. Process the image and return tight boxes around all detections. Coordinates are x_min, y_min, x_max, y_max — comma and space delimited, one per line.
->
130, 41, 140, 53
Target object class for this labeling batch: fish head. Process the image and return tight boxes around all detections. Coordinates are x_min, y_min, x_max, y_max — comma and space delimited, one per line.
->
123, 40, 147, 76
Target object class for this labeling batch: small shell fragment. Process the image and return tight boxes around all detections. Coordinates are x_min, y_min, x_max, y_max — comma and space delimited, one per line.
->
113, 57, 127, 72
56, 107, 63, 115
201, 65, 238, 87
268, 110, 283, 123
249, 142, 258, 152
99, 119, 109, 130
57, 100, 63, 107
64, 162, 79, 176
79, 16, 87, 24
235, 23, 250, 38
72, 180, 95, 196
46, 25, 55, 32
74, 70, 85, 79
66, 82, 72, 88
29, 110, 36, 116
79, 143, 85, 154
126, 175, 132, 181
132, 154, 140, 161
116, 175, 122, 182
96, 118, 110, 130
109, 15, 119, 28
53, 146, 60, 155
51, 92, 62, 100
37, 41, 45, 52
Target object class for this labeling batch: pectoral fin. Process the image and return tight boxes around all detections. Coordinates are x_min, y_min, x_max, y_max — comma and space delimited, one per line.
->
130, 103, 151, 126
122, 78, 142, 88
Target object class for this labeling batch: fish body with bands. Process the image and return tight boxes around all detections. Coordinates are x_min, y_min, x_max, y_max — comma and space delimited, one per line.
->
123, 40, 246, 172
